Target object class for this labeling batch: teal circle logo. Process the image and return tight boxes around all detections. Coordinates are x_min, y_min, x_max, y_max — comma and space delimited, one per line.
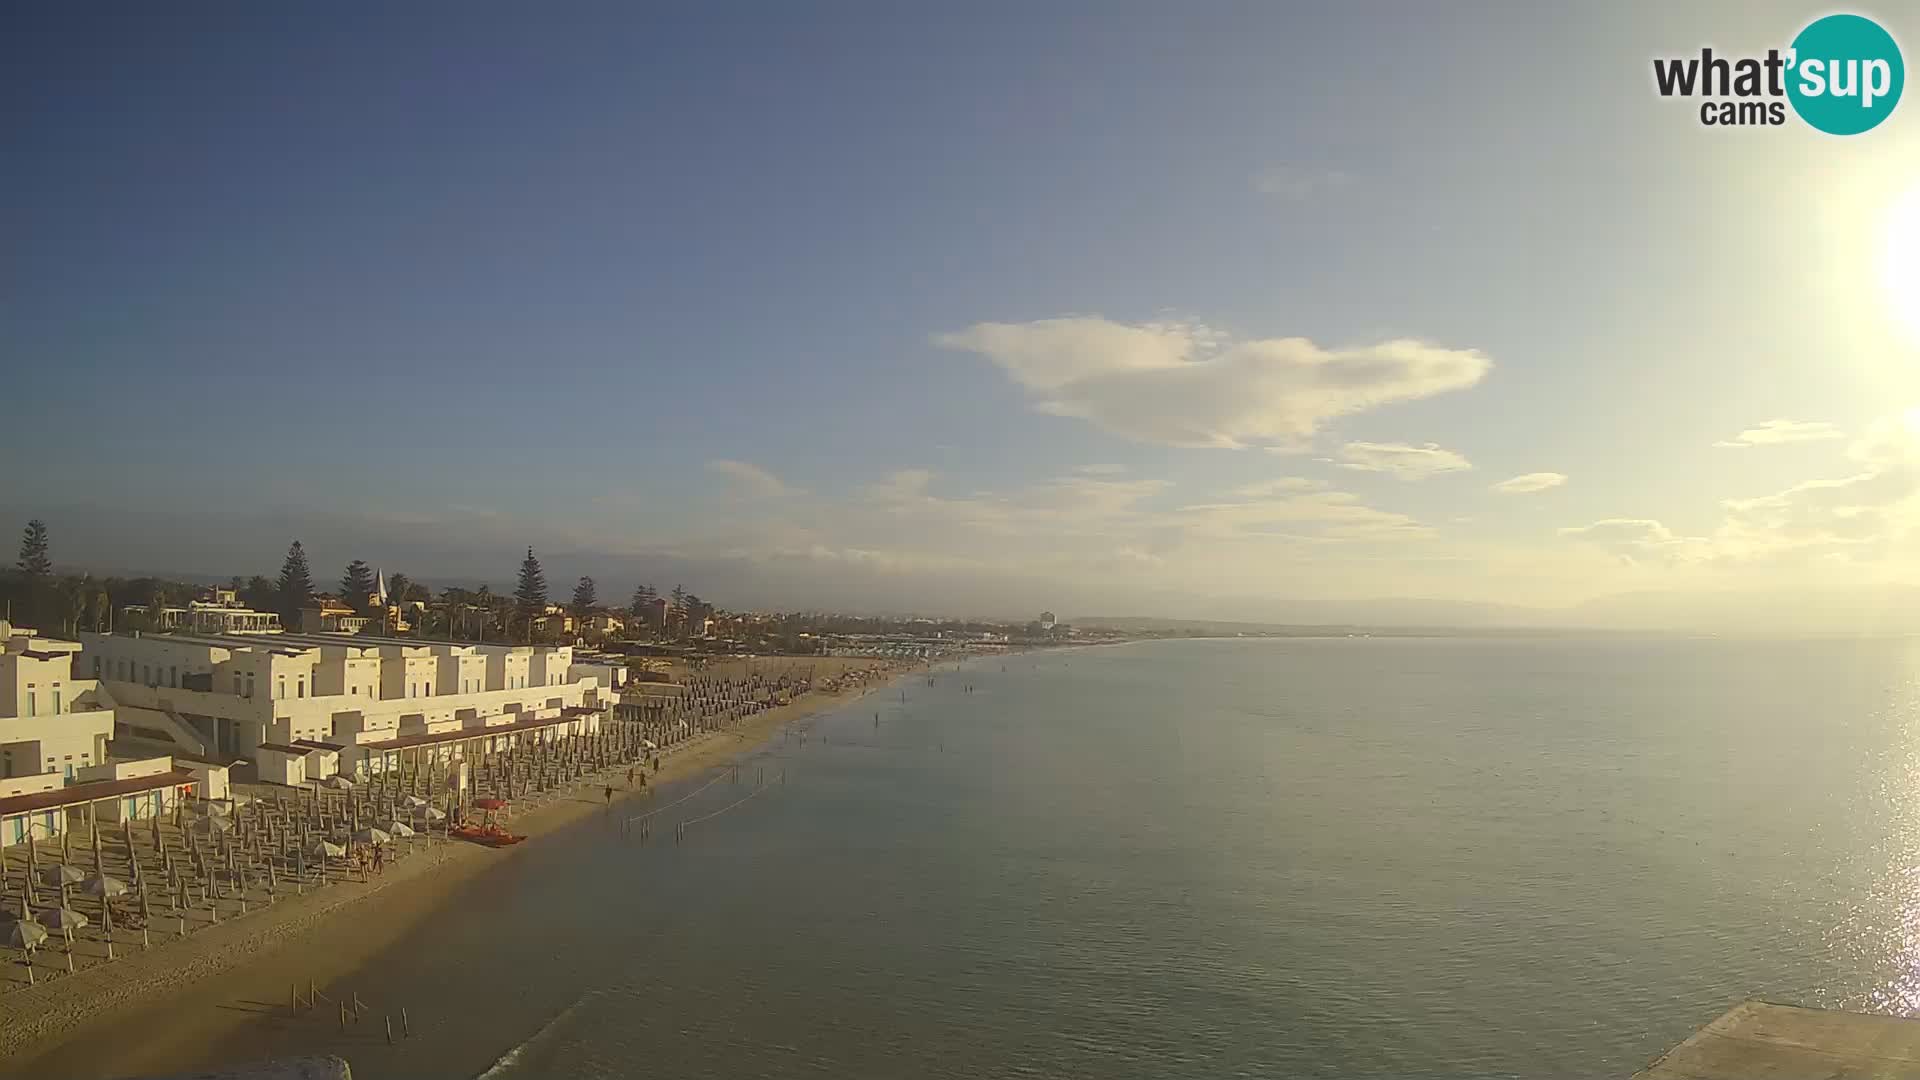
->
1787, 14, 1904, 134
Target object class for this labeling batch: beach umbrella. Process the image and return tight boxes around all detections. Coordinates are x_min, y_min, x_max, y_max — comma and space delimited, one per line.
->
402, 794, 428, 808
413, 805, 446, 822
84, 874, 128, 898
385, 821, 416, 838
40, 864, 85, 888
36, 905, 88, 932
4, 918, 47, 951
324, 775, 356, 791
641, 739, 658, 750
311, 840, 346, 859
353, 827, 392, 846
193, 814, 233, 835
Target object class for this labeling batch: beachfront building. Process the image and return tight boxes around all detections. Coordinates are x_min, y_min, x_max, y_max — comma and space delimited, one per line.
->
184, 600, 282, 635
0, 620, 117, 784
76, 630, 614, 776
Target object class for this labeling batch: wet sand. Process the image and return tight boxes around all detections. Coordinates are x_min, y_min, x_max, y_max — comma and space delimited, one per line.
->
0, 656, 904, 1080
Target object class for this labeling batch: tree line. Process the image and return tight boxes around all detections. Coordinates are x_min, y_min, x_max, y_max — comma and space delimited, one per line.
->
5, 519, 719, 645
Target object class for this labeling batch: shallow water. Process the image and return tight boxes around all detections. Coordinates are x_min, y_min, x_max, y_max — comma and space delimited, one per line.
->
191, 636, 1920, 1078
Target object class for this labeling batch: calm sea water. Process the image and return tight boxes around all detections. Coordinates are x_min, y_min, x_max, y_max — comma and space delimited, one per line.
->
201, 637, 1920, 1078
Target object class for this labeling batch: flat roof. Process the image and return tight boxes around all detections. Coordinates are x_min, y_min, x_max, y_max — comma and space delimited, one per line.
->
292, 739, 346, 752
1635, 1001, 1920, 1079
359, 709, 596, 752
0, 770, 198, 819
169, 750, 243, 768
255, 742, 310, 754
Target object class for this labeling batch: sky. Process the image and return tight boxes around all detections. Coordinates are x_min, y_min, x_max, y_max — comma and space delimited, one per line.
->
7, 2, 1920, 626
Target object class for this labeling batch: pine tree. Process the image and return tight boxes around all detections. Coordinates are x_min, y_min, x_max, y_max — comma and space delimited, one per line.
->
277, 541, 316, 625
387, 573, 412, 606
629, 584, 648, 616
242, 575, 276, 610
670, 584, 686, 614
514, 547, 548, 618
17, 519, 51, 576
341, 560, 375, 609
572, 576, 597, 617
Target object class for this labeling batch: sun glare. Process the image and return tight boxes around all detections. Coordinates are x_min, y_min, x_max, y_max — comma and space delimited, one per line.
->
1886, 189, 1920, 344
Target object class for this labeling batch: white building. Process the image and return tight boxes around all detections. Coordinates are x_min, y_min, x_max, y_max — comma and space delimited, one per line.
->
0, 621, 116, 784
185, 601, 281, 635
77, 630, 607, 771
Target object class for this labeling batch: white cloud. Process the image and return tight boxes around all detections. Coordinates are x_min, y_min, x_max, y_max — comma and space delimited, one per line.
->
1180, 490, 1433, 542
1252, 164, 1351, 200
1558, 519, 1706, 565
705, 459, 799, 498
1713, 419, 1845, 448
935, 317, 1491, 449
1074, 463, 1129, 475
1335, 441, 1473, 480
1231, 477, 1326, 497
1564, 412, 1920, 567
1491, 472, 1567, 495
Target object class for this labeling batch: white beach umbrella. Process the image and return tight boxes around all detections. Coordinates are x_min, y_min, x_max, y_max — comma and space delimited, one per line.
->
385, 821, 416, 838
36, 905, 88, 932
401, 794, 429, 808
4, 918, 48, 951
39, 864, 85, 888
324, 774, 356, 791
311, 840, 346, 859
353, 827, 392, 846
192, 814, 233, 834
412, 805, 446, 822
83, 875, 128, 898
641, 739, 658, 750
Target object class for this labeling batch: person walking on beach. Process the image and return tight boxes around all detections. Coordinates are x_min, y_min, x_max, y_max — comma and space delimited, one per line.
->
627, 766, 635, 788
373, 844, 385, 875
604, 784, 614, 807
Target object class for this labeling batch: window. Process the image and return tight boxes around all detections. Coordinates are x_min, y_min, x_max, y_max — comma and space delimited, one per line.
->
297, 678, 305, 699
52, 690, 61, 714
25, 692, 35, 718
143, 665, 151, 685
93, 657, 102, 676
170, 665, 177, 687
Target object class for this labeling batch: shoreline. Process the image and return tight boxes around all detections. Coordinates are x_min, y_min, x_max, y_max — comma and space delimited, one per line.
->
0, 659, 910, 1079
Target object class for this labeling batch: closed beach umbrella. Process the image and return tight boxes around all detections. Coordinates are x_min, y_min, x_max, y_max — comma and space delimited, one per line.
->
40, 864, 85, 888
84, 875, 128, 898
4, 918, 48, 951
36, 905, 88, 932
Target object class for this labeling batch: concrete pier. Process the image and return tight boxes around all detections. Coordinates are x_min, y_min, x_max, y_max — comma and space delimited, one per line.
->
1634, 1000, 1920, 1078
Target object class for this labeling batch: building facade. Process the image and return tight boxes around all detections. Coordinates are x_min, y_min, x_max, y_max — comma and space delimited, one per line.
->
77, 630, 614, 769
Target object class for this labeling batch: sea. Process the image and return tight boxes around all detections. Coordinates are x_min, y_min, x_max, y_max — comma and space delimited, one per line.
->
196, 636, 1920, 1078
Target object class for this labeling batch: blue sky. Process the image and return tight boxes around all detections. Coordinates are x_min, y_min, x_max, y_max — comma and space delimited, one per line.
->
8, 3, 1920, 623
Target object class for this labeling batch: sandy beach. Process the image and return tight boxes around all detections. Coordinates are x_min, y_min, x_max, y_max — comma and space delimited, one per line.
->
0, 655, 907, 1079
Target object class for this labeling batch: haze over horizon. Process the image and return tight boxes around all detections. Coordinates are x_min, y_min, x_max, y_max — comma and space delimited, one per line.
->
10, 3, 1920, 631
